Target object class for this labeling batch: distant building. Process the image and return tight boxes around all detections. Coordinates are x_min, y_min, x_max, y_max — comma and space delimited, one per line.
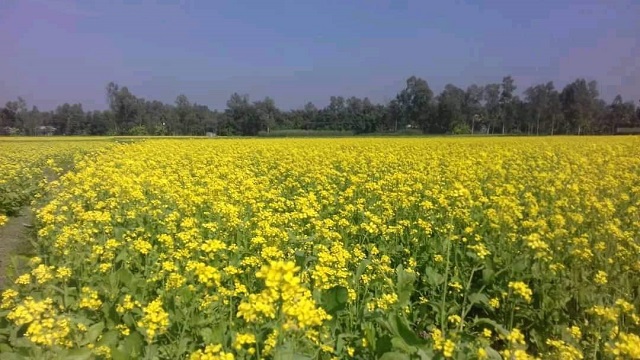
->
36, 126, 57, 136
1, 127, 21, 136
615, 127, 640, 135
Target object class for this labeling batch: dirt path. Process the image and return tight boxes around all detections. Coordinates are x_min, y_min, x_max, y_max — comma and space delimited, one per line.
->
0, 207, 34, 289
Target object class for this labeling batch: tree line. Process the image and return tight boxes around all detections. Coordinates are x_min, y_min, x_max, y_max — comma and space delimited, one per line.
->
1, 76, 639, 136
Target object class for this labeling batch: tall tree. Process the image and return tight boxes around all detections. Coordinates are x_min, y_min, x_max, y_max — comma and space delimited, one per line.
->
602, 95, 637, 134
301, 102, 318, 130
483, 84, 501, 134
464, 84, 484, 134
326, 96, 347, 130
86, 111, 110, 135
437, 84, 466, 133
175, 94, 196, 135
397, 76, 434, 133
254, 97, 279, 133
106, 82, 141, 134
499, 76, 516, 134
524, 82, 561, 135
560, 79, 600, 134
22, 106, 43, 136
225, 93, 259, 135
52, 103, 85, 135
346, 96, 363, 133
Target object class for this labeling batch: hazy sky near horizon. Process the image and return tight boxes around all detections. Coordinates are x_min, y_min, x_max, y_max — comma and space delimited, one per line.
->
1, 0, 638, 111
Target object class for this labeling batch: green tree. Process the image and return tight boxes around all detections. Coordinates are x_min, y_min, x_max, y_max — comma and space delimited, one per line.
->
225, 93, 258, 135
22, 105, 43, 136
525, 82, 562, 135
483, 84, 501, 134
560, 79, 599, 134
327, 96, 347, 130
175, 94, 195, 135
51, 103, 84, 135
254, 97, 279, 133
437, 84, 466, 133
499, 75, 516, 134
464, 84, 484, 134
86, 111, 110, 135
346, 96, 363, 133
397, 76, 434, 133
602, 95, 637, 134
1, 98, 27, 134
302, 102, 318, 130
106, 82, 142, 134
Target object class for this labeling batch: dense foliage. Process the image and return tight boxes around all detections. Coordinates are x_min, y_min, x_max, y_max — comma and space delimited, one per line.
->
1, 77, 639, 136
1, 137, 640, 359
0, 139, 110, 221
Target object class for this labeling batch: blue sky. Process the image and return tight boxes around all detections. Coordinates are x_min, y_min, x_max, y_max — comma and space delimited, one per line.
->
1, 0, 638, 111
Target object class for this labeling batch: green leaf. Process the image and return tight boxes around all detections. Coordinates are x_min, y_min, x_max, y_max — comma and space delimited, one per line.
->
363, 323, 376, 352
356, 259, 371, 280
0, 352, 26, 360
336, 335, 345, 354
272, 345, 313, 360
110, 348, 129, 360
423, 267, 444, 286
104, 304, 120, 328
114, 227, 126, 240
120, 331, 144, 358
82, 322, 105, 345
468, 293, 489, 306
96, 330, 119, 347
145, 344, 158, 359
64, 348, 93, 360
116, 268, 133, 287
10, 337, 32, 348
396, 265, 416, 307
391, 337, 417, 354
294, 250, 305, 267
416, 348, 435, 360
484, 346, 502, 359
379, 352, 411, 360
176, 336, 193, 355
391, 314, 425, 346
122, 313, 136, 327
375, 335, 393, 358
200, 327, 214, 343
320, 286, 349, 315
482, 267, 494, 285
47, 285, 66, 295
512, 260, 528, 273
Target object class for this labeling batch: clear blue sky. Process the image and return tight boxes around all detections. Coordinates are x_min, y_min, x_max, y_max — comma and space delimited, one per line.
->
1, 0, 638, 111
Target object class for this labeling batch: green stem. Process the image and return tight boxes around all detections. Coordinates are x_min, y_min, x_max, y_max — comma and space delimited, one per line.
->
440, 236, 452, 332
459, 267, 483, 332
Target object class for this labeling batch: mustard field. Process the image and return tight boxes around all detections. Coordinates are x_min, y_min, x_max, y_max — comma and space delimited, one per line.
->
1, 137, 639, 359
0, 139, 111, 223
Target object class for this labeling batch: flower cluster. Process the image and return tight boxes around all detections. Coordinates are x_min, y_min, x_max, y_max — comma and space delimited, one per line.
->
237, 261, 331, 329
7, 297, 71, 347
137, 298, 170, 341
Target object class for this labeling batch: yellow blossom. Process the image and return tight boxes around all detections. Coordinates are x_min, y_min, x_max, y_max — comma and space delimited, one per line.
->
508, 281, 533, 303
594, 270, 608, 285
137, 298, 169, 341
78, 287, 102, 311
